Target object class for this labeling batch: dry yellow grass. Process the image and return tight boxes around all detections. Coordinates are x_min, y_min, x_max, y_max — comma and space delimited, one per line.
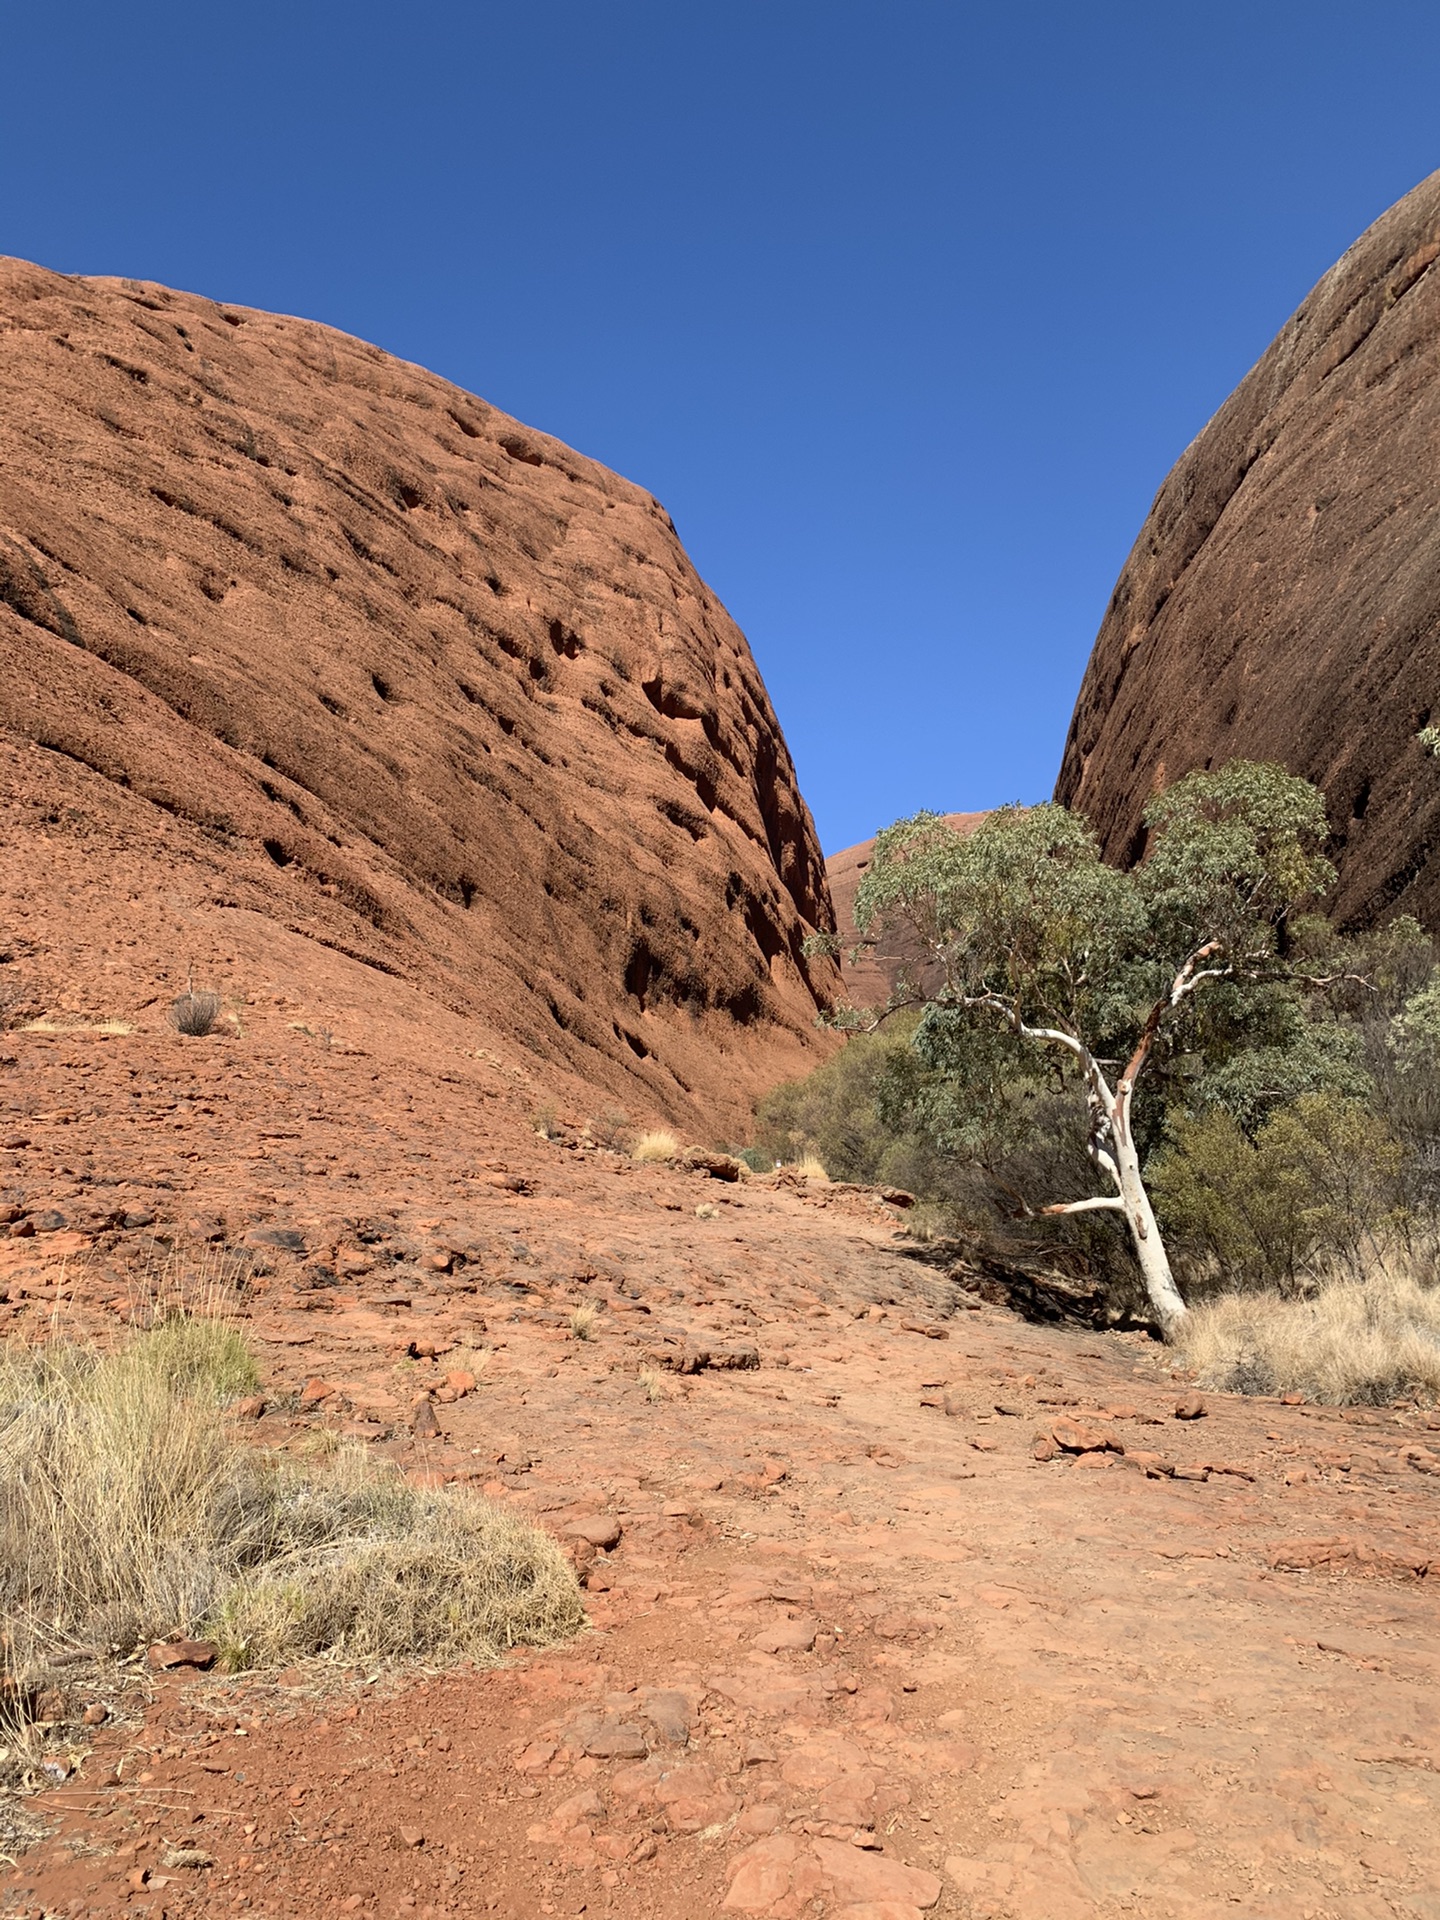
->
569, 1303, 597, 1341
0, 1317, 583, 1718
631, 1129, 680, 1163
211, 1450, 583, 1670
794, 1154, 829, 1182
19, 1018, 133, 1036
1176, 1264, 1440, 1405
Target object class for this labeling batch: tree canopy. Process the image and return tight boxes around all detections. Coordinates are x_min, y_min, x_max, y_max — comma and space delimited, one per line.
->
847, 762, 1343, 1333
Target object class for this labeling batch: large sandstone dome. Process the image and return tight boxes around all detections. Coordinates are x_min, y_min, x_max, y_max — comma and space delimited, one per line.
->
0, 258, 839, 1133
1056, 171, 1440, 928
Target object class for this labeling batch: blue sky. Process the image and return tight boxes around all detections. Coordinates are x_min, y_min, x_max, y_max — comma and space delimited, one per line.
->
4, 3, 1439, 852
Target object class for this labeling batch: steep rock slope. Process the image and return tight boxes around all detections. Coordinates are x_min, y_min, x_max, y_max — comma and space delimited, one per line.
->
826, 814, 985, 1007
0, 258, 839, 1132
1056, 171, 1440, 927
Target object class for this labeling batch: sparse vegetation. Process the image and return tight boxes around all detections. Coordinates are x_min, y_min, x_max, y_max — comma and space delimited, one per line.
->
631, 1129, 680, 1163
794, 1154, 829, 1181
0, 1316, 583, 1722
638, 1366, 665, 1403
168, 989, 224, 1037
1176, 1260, 1440, 1404
569, 1304, 597, 1341
588, 1106, 632, 1151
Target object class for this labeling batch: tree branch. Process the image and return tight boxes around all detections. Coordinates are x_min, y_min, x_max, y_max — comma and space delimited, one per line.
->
1115, 939, 1227, 1135
1039, 1194, 1126, 1216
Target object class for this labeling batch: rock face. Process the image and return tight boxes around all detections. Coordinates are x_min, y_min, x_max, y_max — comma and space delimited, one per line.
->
1056, 170, 1440, 928
0, 257, 839, 1132
826, 814, 985, 1007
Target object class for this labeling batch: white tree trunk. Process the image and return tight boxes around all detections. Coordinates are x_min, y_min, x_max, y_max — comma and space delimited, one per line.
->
1111, 1099, 1189, 1337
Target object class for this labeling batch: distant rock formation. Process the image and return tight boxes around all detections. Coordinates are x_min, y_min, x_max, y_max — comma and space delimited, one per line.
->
1056, 171, 1440, 929
0, 258, 839, 1133
826, 815, 986, 1008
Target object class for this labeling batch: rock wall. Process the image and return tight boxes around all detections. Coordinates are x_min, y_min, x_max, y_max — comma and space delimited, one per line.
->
1056, 171, 1440, 928
0, 258, 839, 1134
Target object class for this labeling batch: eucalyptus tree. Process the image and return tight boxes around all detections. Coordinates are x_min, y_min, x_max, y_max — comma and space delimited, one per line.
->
848, 763, 1337, 1335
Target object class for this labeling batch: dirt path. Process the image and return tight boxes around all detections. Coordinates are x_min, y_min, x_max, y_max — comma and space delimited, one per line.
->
3, 1015, 1439, 1920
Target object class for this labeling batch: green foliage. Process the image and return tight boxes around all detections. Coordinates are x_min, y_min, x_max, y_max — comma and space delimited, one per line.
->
791, 762, 1440, 1310
754, 1017, 941, 1186
1149, 1093, 1406, 1292
727, 1144, 774, 1174
1138, 759, 1335, 962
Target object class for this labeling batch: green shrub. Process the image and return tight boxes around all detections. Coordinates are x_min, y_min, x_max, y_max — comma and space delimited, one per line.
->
1150, 1092, 1405, 1292
753, 1017, 930, 1183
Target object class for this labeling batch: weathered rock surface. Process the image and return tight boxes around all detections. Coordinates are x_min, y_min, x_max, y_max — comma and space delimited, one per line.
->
0, 256, 838, 1131
825, 814, 985, 1007
1056, 170, 1440, 928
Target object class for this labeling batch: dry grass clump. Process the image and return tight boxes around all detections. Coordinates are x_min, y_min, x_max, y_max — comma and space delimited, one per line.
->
631, 1129, 680, 1163
0, 1325, 259, 1671
0, 1318, 583, 1719
794, 1154, 829, 1182
569, 1303, 597, 1341
1176, 1264, 1440, 1405
212, 1450, 583, 1671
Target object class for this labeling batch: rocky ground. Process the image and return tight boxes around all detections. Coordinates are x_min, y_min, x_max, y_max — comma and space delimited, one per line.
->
2, 995, 1439, 1920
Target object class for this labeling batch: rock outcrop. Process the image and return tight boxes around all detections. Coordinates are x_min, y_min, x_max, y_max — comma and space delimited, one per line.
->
0, 258, 839, 1132
1056, 170, 1440, 928
826, 814, 985, 1007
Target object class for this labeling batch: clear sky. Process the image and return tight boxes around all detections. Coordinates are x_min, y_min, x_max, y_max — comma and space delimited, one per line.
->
4, 3, 1439, 852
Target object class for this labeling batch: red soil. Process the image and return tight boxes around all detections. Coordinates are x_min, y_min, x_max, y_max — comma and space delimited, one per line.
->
4, 1005, 1439, 1920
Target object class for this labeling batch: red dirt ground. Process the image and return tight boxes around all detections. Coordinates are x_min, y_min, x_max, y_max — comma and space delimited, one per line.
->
2, 996, 1439, 1920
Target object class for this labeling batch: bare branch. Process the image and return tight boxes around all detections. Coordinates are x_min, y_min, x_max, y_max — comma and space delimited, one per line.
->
1039, 1195, 1126, 1217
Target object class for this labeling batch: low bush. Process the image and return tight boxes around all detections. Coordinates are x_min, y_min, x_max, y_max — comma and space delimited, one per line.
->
1149, 1093, 1407, 1293
1175, 1261, 1440, 1404
0, 1317, 583, 1717
587, 1107, 632, 1151
168, 990, 224, 1037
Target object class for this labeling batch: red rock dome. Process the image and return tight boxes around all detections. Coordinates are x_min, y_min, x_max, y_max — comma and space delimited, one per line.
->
0, 258, 839, 1134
